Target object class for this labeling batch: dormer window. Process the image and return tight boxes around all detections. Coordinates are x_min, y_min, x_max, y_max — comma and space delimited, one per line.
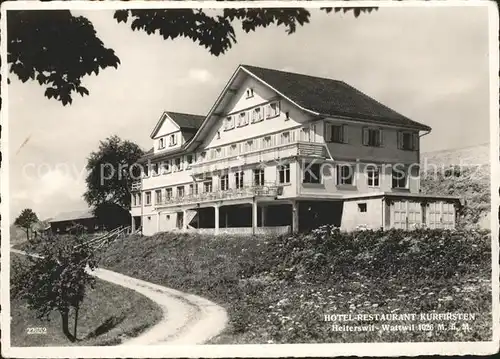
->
169, 134, 177, 146
246, 88, 254, 98
158, 138, 165, 149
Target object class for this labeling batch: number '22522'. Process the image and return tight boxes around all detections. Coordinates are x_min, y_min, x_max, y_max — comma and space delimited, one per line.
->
26, 327, 47, 335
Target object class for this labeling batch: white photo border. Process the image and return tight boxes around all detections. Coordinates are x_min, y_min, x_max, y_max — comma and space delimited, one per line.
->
1, 1, 499, 357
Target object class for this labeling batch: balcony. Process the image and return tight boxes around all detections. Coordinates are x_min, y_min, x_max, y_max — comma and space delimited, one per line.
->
190, 141, 327, 175
155, 183, 282, 208
131, 181, 141, 191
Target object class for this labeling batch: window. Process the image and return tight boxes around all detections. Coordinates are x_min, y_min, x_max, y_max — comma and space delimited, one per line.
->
155, 190, 162, 204
281, 131, 291, 144
263, 136, 272, 148
235, 171, 244, 189
169, 134, 177, 146
186, 155, 193, 167
278, 164, 291, 184
224, 116, 235, 131
358, 203, 367, 213
144, 165, 149, 177
303, 163, 321, 184
266, 101, 280, 119
174, 157, 182, 171
151, 163, 159, 176
158, 138, 165, 149
145, 191, 152, 205
367, 166, 380, 187
238, 111, 249, 127
398, 131, 418, 151
252, 107, 263, 123
217, 131, 221, 139
392, 168, 407, 188
246, 140, 254, 152
246, 88, 254, 98
253, 168, 265, 186
133, 193, 142, 206
165, 188, 173, 199
327, 124, 347, 143
285, 111, 290, 121
215, 148, 222, 159
229, 144, 238, 156
301, 127, 311, 142
161, 160, 171, 174
220, 174, 229, 191
363, 128, 383, 147
203, 180, 213, 193
337, 164, 354, 185
200, 151, 207, 161
177, 186, 185, 198
132, 193, 137, 206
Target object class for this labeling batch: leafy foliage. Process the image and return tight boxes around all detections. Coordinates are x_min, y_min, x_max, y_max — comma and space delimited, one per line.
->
11, 235, 98, 342
5, 7, 375, 104
83, 135, 144, 210
113, 8, 375, 56
7, 10, 120, 105
14, 208, 39, 241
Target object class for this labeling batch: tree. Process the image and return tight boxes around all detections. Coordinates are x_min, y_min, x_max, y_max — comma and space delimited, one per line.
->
14, 208, 38, 241
5, 7, 375, 105
11, 235, 97, 342
84, 135, 144, 210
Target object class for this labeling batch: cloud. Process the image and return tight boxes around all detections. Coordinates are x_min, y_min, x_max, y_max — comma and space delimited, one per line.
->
11, 168, 87, 221
186, 68, 214, 83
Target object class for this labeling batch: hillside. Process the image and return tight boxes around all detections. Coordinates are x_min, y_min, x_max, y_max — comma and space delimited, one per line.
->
420, 143, 491, 229
421, 143, 490, 167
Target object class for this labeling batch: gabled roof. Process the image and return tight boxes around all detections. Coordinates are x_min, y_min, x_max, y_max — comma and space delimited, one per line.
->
150, 111, 205, 138
241, 65, 431, 131
140, 64, 432, 163
167, 111, 205, 131
49, 209, 94, 223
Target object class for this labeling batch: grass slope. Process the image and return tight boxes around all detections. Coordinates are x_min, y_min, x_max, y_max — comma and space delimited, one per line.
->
100, 229, 491, 344
10, 255, 163, 346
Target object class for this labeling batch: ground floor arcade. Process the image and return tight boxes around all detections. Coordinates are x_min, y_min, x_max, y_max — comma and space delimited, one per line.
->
134, 193, 461, 236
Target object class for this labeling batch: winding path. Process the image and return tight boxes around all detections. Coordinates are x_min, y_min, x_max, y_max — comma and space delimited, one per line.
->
11, 249, 228, 345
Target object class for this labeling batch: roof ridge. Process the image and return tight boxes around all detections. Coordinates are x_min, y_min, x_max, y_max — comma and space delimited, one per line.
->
165, 110, 205, 118
241, 64, 345, 84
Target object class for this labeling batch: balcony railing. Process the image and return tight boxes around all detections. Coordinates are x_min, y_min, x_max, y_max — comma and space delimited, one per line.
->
155, 183, 282, 207
131, 181, 141, 191
190, 142, 327, 175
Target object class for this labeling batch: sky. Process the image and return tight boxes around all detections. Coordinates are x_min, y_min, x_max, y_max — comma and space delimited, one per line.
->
7, 5, 491, 221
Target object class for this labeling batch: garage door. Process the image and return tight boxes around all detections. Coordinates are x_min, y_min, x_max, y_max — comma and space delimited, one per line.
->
390, 200, 423, 229
427, 202, 456, 229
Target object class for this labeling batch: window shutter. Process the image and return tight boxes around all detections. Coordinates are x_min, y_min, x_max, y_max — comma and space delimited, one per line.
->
379, 128, 384, 146
397, 131, 403, 149
412, 133, 419, 151
362, 127, 369, 146
342, 125, 348, 144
